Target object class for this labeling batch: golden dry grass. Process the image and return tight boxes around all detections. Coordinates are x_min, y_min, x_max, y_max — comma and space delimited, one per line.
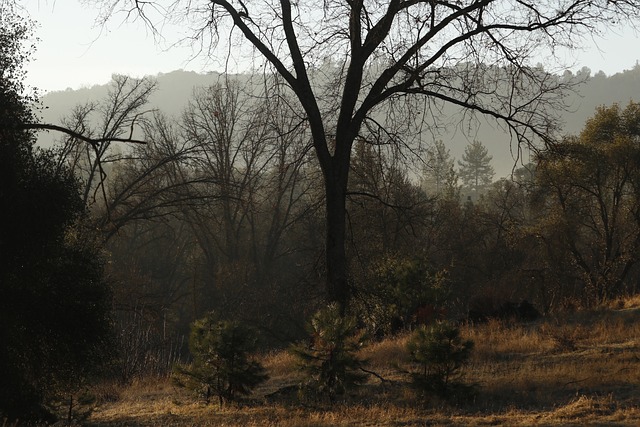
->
82, 304, 640, 426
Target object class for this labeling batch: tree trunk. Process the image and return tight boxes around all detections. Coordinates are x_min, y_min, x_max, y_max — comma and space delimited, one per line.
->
324, 166, 349, 308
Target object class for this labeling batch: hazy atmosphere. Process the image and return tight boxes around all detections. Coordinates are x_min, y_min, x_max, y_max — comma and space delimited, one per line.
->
5, 0, 640, 425
25, 2, 639, 92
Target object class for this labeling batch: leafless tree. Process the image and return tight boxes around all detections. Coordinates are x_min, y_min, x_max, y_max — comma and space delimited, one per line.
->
50, 75, 213, 242
51, 75, 156, 206
182, 82, 270, 263
178, 81, 319, 312
92, 0, 640, 306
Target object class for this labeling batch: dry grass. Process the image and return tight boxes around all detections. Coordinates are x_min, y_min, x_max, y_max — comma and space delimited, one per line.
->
608, 294, 640, 310
81, 303, 640, 426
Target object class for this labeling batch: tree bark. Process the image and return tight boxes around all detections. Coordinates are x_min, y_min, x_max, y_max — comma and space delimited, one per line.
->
324, 169, 349, 308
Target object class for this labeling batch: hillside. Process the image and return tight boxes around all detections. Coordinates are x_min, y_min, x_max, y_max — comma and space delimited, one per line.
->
37, 65, 640, 178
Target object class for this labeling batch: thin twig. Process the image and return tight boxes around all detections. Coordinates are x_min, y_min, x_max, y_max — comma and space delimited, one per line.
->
360, 367, 394, 384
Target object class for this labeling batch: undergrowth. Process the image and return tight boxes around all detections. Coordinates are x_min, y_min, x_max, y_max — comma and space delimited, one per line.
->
64, 304, 640, 426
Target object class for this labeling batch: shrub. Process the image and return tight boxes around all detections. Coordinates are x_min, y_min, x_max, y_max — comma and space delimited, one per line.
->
406, 322, 474, 398
291, 303, 368, 402
355, 256, 450, 336
173, 313, 268, 406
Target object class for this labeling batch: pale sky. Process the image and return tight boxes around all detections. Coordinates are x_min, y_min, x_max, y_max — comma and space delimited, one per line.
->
25, 1, 208, 92
24, 2, 640, 93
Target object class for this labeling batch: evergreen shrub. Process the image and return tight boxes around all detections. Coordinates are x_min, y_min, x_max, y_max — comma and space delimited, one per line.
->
406, 322, 474, 398
173, 313, 268, 406
291, 303, 368, 402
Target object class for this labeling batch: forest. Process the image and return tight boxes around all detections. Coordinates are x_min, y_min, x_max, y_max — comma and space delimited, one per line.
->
4, 0, 640, 425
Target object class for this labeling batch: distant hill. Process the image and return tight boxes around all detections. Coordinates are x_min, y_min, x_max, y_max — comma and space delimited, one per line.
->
37, 65, 640, 178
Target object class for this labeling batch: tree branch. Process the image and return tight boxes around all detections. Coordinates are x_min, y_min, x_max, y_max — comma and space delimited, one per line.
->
23, 123, 147, 145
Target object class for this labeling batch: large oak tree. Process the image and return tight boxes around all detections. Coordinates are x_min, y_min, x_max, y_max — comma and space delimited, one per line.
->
92, 0, 640, 306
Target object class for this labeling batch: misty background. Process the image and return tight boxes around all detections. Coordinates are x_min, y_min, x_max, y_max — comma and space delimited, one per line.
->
35, 65, 640, 179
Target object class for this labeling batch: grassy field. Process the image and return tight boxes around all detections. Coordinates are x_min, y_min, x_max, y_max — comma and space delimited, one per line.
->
79, 301, 640, 426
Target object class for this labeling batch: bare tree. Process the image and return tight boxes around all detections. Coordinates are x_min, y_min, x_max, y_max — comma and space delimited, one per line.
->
99, 111, 212, 241
178, 81, 319, 312
250, 90, 319, 278
182, 82, 270, 263
51, 75, 156, 207
50, 75, 213, 242
93, 0, 640, 306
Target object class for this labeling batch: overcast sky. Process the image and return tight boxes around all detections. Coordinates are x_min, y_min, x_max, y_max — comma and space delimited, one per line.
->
24, 2, 640, 93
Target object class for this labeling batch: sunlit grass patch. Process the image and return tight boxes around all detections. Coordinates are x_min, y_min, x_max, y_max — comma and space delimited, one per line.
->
360, 333, 410, 371
86, 300, 640, 426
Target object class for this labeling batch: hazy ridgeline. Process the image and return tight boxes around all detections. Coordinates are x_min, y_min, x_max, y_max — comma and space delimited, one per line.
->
38, 65, 640, 178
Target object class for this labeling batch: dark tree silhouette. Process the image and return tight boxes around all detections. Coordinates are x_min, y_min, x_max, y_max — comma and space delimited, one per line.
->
0, 5, 113, 421
93, 0, 640, 307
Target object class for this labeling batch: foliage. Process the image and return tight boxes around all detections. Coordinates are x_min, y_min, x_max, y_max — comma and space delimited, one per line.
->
406, 322, 474, 398
291, 303, 368, 402
0, 6, 113, 422
368, 256, 450, 334
421, 140, 458, 197
533, 102, 640, 305
173, 313, 268, 406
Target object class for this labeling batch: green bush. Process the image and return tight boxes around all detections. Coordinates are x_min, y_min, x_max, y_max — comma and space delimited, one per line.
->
406, 322, 474, 398
291, 303, 368, 403
173, 313, 268, 406
355, 256, 450, 337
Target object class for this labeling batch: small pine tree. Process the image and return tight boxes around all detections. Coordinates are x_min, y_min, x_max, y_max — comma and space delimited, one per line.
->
406, 322, 474, 398
458, 140, 495, 197
173, 313, 268, 406
291, 303, 368, 402
421, 140, 458, 196
372, 256, 450, 333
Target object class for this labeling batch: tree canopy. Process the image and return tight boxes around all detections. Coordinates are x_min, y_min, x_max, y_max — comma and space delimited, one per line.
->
0, 5, 113, 421
533, 102, 640, 304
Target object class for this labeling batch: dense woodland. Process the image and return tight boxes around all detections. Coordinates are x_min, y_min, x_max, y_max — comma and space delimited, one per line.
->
4, 0, 640, 423
51, 73, 640, 331
29, 72, 640, 411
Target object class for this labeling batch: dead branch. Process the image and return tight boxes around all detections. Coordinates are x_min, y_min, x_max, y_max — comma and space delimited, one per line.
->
23, 122, 147, 145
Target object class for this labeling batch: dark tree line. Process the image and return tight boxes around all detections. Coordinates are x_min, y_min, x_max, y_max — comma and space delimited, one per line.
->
0, 4, 113, 421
